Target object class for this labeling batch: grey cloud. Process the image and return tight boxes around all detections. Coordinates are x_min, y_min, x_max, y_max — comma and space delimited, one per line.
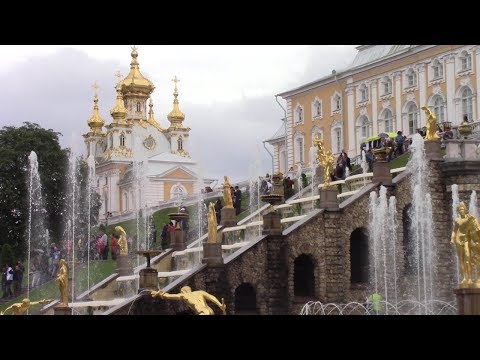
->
0, 49, 282, 184
0, 46, 356, 185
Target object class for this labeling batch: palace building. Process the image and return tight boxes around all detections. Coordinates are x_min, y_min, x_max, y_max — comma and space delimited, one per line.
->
83, 47, 211, 222
266, 45, 480, 174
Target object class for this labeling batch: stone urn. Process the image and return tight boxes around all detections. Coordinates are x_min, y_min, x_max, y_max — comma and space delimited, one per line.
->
458, 121, 473, 139
260, 194, 284, 207
168, 212, 189, 228
372, 147, 391, 161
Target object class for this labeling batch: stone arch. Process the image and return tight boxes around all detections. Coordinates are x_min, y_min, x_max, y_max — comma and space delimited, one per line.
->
234, 283, 257, 315
294, 254, 315, 297
350, 227, 369, 284
288, 240, 323, 302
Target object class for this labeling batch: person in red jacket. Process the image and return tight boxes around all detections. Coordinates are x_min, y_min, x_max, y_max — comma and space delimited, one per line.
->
110, 234, 119, 260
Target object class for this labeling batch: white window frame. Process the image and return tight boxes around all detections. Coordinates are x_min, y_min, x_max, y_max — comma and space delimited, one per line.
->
311, 98, 323, 119
170, 183, 187, 201
407, 103, 419, 135
432, 95, 446, 123
406, 69, 417, 88
383, 109, 393, 133
462, 87, 474, 121
119, 133, 125, 147
383, 77, 392, 95
331, 92, 342, 114
294, 132, 305, 164
460, 51, 472, 72
359, 84, 369, 103
295, 104, 304, 124
432, 60, 443, 79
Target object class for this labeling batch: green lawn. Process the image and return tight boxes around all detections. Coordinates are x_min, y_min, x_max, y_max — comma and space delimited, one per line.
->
0, 259, 117, 315
389, 152, 410, 169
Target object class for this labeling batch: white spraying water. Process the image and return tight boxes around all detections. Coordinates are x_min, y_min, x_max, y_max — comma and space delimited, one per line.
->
406, 134, 436, 313
469, 190, 479, 221
451, 184, 460, 286
369, 186, 398, 312
87, 155, 96, 291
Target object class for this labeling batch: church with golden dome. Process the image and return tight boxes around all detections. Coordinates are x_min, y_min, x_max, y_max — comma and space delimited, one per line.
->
83, 47, 211, 222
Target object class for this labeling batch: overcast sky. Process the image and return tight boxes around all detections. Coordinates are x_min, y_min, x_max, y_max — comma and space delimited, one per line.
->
0, 45, 358, 183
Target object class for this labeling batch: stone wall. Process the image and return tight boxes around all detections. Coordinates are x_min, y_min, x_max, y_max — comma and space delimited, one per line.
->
114, 156, 478, 315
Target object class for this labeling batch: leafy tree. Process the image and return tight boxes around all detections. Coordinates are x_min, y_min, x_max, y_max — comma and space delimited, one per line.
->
0, 122, 68, 260
0, 244, 15, 267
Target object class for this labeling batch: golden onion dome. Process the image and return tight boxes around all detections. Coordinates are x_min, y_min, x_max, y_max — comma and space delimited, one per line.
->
110, 84, 127, 121
118, 47, 154, 95
87, 95, 105, 133
167, 76, 185, 124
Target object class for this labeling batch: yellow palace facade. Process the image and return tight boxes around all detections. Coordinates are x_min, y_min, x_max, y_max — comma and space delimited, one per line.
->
266, 45, 479, 173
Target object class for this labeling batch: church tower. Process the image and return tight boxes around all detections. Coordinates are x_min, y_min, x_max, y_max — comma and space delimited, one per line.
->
166, 76, 191, 157
83, 82, 106, 160
103, 75, 133, 161
117, 46, 155, 126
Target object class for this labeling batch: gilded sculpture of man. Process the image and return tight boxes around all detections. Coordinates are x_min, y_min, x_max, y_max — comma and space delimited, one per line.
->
223, 176, 234, 208
1, 298, 53, 315
57, 259, 69, 306
207, 202, 218, 243
451, 202, 480, 287
421, 106, 440, 141
151, 286, 226, 315
115, 225, 128, 256
314, 135, 334, 189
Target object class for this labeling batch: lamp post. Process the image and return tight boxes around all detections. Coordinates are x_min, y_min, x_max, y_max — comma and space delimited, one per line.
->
105, 211, 112, 228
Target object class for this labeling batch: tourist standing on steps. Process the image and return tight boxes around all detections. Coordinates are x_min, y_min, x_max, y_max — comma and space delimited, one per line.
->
234, 186, 242, 215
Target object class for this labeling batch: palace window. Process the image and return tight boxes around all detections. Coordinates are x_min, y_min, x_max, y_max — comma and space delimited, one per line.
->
460, 51, 472, 71
408, 103, 418, 135
462, 87, 473, 121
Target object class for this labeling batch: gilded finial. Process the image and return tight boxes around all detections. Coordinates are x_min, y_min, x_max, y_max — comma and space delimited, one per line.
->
172, 76, 180, 93
148, 99, 155, 121
114, 71, 123, 87
91, 81, 99, 97
130, 45, 139, 66
87, 87, 105, 133
167, 76, 185, 124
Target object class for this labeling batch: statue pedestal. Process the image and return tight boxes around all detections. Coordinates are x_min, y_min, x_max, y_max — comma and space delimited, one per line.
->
139, 268, 158, 292
319, 189, 339, 210
170, 229, 186, 251
262, 211, 282, 236
220, 207, 237, 227
202, 243, 224, 267
454, 288, 480, 315
116, 255, 133, 276
54, 305, 72, 316
372, 161, 392, 186
424, 139, 443, 160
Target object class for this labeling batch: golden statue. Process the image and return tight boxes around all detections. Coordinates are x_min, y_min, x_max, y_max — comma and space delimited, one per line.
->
223, 176, 234, 208
151, 286, 226, 315
421, 105, 440, 141
314, 135, 334, 189
56, 259, 69, 306
207, 202, 218, 243
0, 298, 53, 315
451, 202, 480, 288
115, 225, 128, 256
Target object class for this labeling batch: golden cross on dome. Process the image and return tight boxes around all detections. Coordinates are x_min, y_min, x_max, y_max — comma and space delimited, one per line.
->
131, 45, 137, 51
172, 75, 180, 90
115, 70, 123, 82
91, 81, 99, 96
